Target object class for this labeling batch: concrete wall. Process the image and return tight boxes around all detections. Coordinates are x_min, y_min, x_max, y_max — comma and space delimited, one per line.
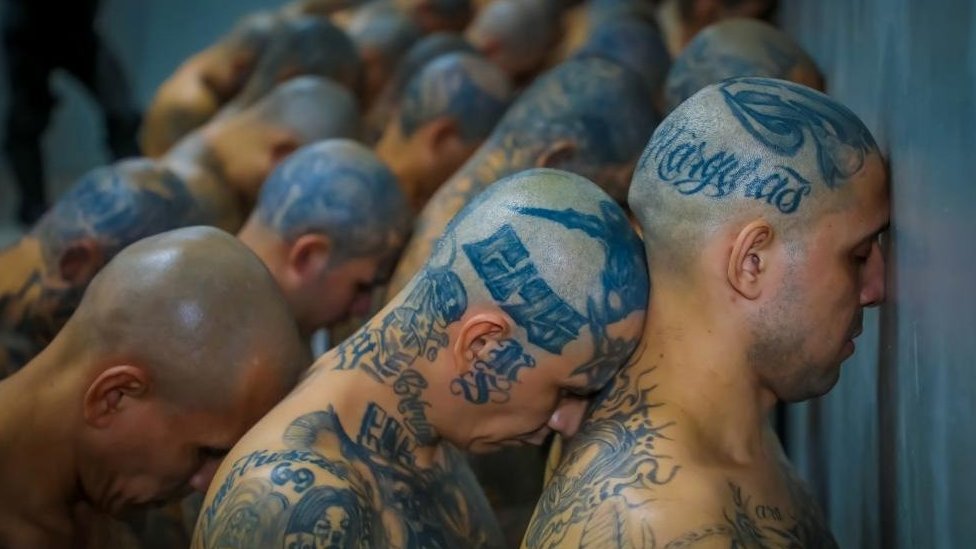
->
779, 2, 976, 547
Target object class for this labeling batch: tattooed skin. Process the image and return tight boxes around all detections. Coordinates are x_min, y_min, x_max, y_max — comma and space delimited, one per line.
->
0, 159, 206, 377
195, 404, 504, 549
523, 364, 838, 549
386, 54, 656, 297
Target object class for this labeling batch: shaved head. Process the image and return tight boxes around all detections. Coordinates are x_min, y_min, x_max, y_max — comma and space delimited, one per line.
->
396, 168, 648, 394
385, 55, 657, 295
244, 76, 362, 143
61, 226, 307, 408
455, 55, 657, 201
235, 15, 363, 106
465, 0, 556, 78
348, 0, 423, 105
575, 17, 671, 102
394, 0, 473, 32
34, 159, 205, 273
398, 52, 513, 142
252, 139, 412, 262
665, 18, 823, 112
631, 77, 881, 275
366, 32, 476, 139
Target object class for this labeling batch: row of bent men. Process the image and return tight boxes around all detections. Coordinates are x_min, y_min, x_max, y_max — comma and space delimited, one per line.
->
0, 0, 889, 547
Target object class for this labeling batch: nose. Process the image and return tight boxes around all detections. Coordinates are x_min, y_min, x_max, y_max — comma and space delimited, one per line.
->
860, 241, 886, 307
546, 396, 589, 439
189, 458, 222, 494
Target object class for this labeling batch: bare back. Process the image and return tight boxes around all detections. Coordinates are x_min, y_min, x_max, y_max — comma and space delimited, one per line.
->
193, 383, 505, 549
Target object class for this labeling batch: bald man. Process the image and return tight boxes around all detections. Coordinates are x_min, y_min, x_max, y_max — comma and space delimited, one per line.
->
346, 1, 423, 108
386, 54, 658, 297
0, 161, 207, 378
140, 12, 278, 157
376, 51, 513, 211
0, 76, 360, 377
657, 0, 777, 56
523, 78, 888, 548
465, 0, 559, 83
0, 227, 308, 547
575, 15, 671, 114
142, 14, 360, 157
665, 17, 823, 112
192, 168, 648, 548
165, 76, 362, 229
365, 32, 475, 142
226, 15, 362, 113
287, 0, 471, 32
239, 139, 412, 338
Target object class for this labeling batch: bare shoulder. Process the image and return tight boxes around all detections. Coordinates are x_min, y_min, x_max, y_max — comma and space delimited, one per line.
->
192, 445, 377, 549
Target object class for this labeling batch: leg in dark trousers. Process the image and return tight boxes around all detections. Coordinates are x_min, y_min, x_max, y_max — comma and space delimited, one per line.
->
59, 29, 141, 160
2, 26, 56, 226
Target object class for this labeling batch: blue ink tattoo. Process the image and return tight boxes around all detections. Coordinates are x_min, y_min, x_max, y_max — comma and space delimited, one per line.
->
719, 78, 877, 189
641, 119, 814, 214
515, 200, 649, 389
463, 225, 587, 355
450, 338, 536, 404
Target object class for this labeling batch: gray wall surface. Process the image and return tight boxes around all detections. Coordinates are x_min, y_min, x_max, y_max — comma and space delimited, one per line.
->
779, 2, 976, 548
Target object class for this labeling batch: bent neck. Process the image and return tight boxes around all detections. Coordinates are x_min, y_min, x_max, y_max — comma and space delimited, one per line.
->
301, 287, 455, 468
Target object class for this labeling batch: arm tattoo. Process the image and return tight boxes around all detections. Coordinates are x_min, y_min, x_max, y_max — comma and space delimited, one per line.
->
198, 404, 503, 548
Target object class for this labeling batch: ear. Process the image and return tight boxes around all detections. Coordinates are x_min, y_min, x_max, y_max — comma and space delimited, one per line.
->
83, 365, 151, 429
58, 239, 105, 286
727, 220, 775, 300
536, 140, 578, 170
287, 233, 333, 282
451, 313, 510, 375
269, 130, 301, 166
425, 117, 463, 155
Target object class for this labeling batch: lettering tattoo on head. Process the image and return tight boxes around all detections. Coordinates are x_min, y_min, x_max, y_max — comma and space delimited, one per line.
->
334, 241, 467, 444
197, 404, 503, 548
451, 198, 648, 405
642, 78, 878, 215
514, 200, 648, 389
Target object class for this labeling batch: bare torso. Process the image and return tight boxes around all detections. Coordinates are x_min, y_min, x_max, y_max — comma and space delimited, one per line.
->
524, 366, 837, 549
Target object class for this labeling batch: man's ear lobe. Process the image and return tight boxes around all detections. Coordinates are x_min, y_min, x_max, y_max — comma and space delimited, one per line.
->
537, 140, 578, 170
83, 365, 151, 428
728, 220, 774, 300
452, 313, 509, 374
58, 239, 105, 286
